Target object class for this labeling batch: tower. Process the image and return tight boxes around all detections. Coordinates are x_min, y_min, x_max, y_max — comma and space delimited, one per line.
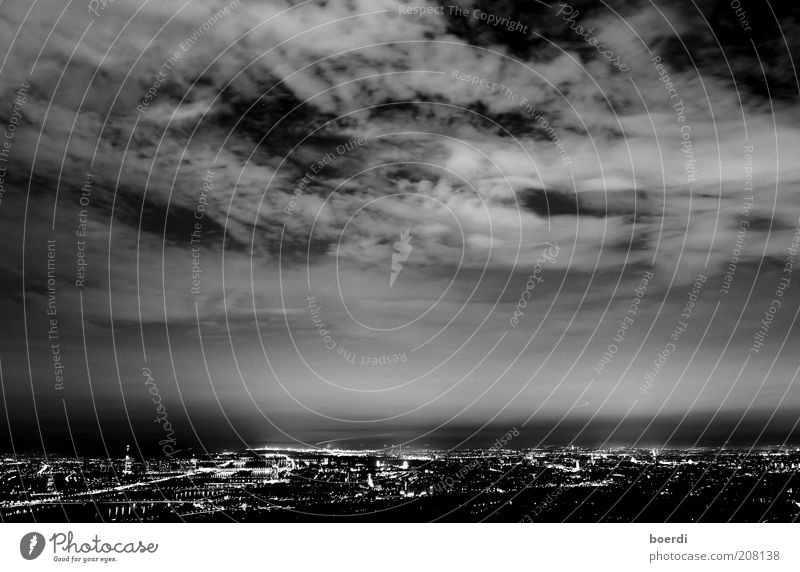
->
123, 444, 133, 475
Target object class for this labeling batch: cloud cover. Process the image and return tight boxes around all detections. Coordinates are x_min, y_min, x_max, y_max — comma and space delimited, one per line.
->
0, 0, 799, 453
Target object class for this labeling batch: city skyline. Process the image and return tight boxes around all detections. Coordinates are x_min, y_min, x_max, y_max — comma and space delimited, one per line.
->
3, 444, 799, 522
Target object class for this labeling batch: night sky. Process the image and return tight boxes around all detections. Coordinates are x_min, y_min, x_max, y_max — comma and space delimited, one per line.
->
0, 0, 799, 458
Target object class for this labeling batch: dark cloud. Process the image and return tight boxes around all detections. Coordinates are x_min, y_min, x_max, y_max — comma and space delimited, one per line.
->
0, 0, 798, 454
